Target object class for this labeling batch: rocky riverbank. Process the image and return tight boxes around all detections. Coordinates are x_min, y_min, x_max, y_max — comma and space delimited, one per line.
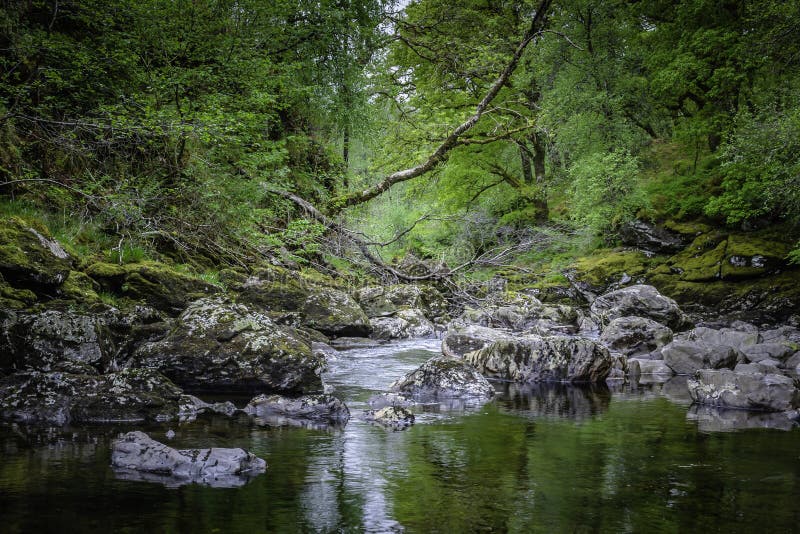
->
2, 214, 800, 483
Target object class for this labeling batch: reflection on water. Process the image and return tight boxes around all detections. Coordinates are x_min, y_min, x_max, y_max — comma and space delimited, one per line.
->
1, 338, 800, 532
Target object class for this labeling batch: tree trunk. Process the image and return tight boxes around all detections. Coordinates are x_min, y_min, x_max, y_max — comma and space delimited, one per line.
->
531, 131, 548, 220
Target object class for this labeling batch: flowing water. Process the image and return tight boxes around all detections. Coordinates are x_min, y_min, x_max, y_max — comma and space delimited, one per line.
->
2, 338, 800, 533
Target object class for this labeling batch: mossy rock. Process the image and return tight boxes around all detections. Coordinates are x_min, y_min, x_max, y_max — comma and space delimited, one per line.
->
572, 250, 652, 289
0, 216, 72, 290
663, 220, 713, 237
720, 233, 791, 281
669, 239, 727, 282
0, 273, 37, 309
86, 261, 219, 314
59, 270, 101, 303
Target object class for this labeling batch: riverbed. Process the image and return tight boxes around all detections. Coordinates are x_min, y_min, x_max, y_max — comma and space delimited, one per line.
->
2, 338, 800, 532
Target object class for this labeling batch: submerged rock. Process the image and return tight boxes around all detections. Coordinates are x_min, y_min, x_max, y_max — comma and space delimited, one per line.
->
111, 431, 266, 488
0, 369, 189, 425
244, 393, 350, 426
662, 340, 739, 375
364, 405, 415, 430
131, 297, 325, 394
688, 369, 800, 412
590, 285, 688, 330
389, 356, 495, 399
599, 316, 673, 357
465, 336, 613, 383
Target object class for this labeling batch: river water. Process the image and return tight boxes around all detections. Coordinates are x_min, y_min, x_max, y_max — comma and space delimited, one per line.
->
2, 338, 800, 533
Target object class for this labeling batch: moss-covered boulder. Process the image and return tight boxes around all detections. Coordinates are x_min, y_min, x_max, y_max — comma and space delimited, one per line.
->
0, 216, 72, 290
301, 287, 370, 337
370, 308, 435, 340
590, 285, 689, 330
131, 297, 325, 394
0, 273, 37, 309
356, 284, 448, 322
720, 234, 791, 281
389, 356, 495, 399
86, 261, 219, 313
58, 270, 101, 303
0, 368, 189, 425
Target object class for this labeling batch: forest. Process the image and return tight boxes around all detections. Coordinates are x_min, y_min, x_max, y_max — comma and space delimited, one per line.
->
1, 0, 798, 290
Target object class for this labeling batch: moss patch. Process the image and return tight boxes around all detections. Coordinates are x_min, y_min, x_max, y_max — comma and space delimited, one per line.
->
572, 249, 653, 288
0, 216, 73, 289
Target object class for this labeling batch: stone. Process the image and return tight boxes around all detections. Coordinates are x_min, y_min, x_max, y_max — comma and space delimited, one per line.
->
300, 287, 371, 337
0, 369, 189, 425
0, 309, 114, 374
456, 295, 581, 335
599, 316, 673, 357
590, 285, 688, 330
356, 284, 448, 321
131, 297, 325, 394
734, 362, 782, 375
441, 324, 512, 359
689, 326, 759, 350
465, 336, 613, 383
629, 359, 674, 376
662, 340, 739, 375
243, 393, 350, 426
328, 337, 383, 350
688, 369, 800, 412
783, 351, 800, 370
389, 356, 495, 399
742, 343, 796, 363
364, 405, 414, 430
619, 219, 685, 253
111, 431, 266, 487
370, 308, 436, 340
0, 217, 72, 290
761, 326, 800, 345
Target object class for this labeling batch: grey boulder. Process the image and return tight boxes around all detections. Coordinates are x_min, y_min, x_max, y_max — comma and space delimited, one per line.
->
590, 285, 688, 330
441, 324, 512, 359
389, 356, 495, 399
364, 405, 415, 431
370, 308, 436, 340
599, 316, 673, 357
688, 369, 800, 412
244, 393, 350, 426
662, 340, 739, 375
111, 431, 265, 488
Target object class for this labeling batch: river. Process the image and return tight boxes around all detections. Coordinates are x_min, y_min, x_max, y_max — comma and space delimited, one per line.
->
1, 338, 800, 532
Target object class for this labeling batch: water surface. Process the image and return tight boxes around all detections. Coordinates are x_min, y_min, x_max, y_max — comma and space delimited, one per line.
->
2, 338, 800, 533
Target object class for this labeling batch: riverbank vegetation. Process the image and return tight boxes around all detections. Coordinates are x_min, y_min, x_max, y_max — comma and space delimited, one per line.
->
1, 0, 798, 309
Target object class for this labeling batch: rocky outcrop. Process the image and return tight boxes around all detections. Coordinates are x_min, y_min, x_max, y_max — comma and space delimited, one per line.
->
689, 325, 759, 351
599, 316, 673, 357
662, 340, 739, 375
131, 297, 325, 394
688, 369, 800, 412
619, 219, 685, 253
0, 216, 72, 291
243, 393, 350, 426
111, 431, 266, 487
389, 356, 495, 399
465, 336, 613, 383
0, 369, 190, 425
456, 293, 581, 336
86, 262, 219, 314
370, 308, 435, 340
364, 405, 415, 430
441, 324, 512, 359
629, 358, 674, 376
590, 285, 688, 330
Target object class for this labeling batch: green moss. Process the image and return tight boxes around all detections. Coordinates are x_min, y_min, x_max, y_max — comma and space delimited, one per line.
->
0, 216, 73, 289
720, 233, 792, 280
59, 270, 101, 303
85, 262, 128, 279
572, 249, 652, 288
663, 220, 713, 237
670, 239, 727, 282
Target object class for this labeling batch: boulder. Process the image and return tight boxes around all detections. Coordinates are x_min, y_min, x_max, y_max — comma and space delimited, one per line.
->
131, 297, 325, 394
356, 284, 448, 321
0, 309, 114, 374
629, 358, 674, 376
688, 369, 800, 412
364, 405, 415, 430
111, 431, 266, 487
619, 219, 685, 253
301, 287, 371, 337
599, 316, 673, 357
760, 326, 800, 345
328, 337, 383, 350
457, 296, 580, 335
0, 369, 190, 425
465, 336, 613, 383
742, 343, 796, 363
734, 362, 782, 375
441, 324, 512, 359
689, 326, 759, 351
590, 285, 688, 330
389, 356, 495, 399
0, 216, 72, 290
662, 340, 739, 375
86, 262, 219, 314
243, 394, 350, 426
370, 308, 435, 340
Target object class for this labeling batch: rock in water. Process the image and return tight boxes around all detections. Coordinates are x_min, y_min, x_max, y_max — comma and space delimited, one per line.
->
131, 297, 325, 394
465, 336, 613, 383
243, 394, 350, 427
662, 340, 739, 375
590, 285, 688, 330
370, 308, 436, 340
441, 324, 512, 359
364, 406, 415, 430
0, 369, 190, 425
389, 356, 495, 399
688, 369, 800, 412
111, 431, 266, 487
